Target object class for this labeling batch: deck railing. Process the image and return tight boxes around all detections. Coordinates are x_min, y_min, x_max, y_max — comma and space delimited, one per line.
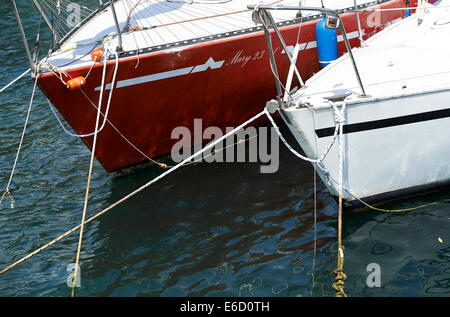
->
247, 4, 368, 99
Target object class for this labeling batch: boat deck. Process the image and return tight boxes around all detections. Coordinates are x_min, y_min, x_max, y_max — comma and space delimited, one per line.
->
46, 0, 384, 70
293, 3, 450, 107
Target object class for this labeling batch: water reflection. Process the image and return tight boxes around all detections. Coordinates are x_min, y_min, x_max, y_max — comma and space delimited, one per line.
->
61, 124, 334, 296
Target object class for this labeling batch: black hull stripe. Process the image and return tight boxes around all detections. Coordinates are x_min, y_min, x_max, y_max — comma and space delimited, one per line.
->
315, 108, 450, 138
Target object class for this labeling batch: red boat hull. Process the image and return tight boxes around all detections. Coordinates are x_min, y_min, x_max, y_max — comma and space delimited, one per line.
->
37, 0, 415, 174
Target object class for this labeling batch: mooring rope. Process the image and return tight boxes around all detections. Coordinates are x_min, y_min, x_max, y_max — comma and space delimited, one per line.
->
0, 68, 31, 94
264, 103, 340, 164
351, 194, 450, 212
0, 75, 38, 209
0, 109, 266, 276
2, 98, 448, 285
333, 101, 347, 297
76, 88, 168, 168
309, 85, 319, 296
330, 176, 450, 213
266, 101, 450, 213
310, 166, 317, 296
70, 46, 119, 297
332, 246, 347, 297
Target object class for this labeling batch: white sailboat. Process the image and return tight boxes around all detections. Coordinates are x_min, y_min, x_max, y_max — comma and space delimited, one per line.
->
263, 0, 450, 207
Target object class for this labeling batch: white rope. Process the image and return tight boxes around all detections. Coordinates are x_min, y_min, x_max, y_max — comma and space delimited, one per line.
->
0, 76, 38, 209
0, 69, 31, 94
264, 103, 342, 164
284, 44, 301, 100
337, 102, 346, 206
78, 89, 165, 167
264, 101, 348, 204
284, 4, 304, 101
300, 102, 351, 199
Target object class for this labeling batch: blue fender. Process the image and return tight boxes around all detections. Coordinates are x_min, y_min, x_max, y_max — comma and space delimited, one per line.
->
316, 16, 338, 68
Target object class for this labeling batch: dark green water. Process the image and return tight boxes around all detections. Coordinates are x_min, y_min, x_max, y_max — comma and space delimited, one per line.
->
1, 1, 450, 297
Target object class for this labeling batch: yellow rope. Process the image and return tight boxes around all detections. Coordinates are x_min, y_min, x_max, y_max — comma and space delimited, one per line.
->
333, 192, 347, 297
310, 170, 317, 296
330, 184, 450, 296
70, 48, 116, 297
70, 154, 94, 297
333, 104, 347, 297
332, 246, 347, 297
325, 169, 450, 213
350, 192, 450, 213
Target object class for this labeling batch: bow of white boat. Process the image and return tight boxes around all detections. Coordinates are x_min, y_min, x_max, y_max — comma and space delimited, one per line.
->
277, 1, 450, 204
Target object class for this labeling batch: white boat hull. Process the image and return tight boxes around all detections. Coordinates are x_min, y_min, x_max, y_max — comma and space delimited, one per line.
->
283, 90, 450, 205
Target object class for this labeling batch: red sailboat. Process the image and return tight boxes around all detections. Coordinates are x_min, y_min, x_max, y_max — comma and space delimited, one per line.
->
25, 0, 416, 175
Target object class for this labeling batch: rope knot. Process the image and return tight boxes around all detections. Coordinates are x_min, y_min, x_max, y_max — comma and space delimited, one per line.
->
332, 269, 348, 297
332, 245, 347, 297
0, 190, 15, 209
334, 111, 345, 124
329, 100, 346, 125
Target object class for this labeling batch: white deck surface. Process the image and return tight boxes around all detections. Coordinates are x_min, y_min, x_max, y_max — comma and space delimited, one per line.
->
46, 0, 382, 70
293, 1, 450, 107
